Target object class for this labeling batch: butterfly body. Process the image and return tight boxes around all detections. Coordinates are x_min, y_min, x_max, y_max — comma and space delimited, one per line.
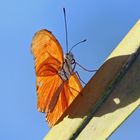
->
58, 52, 74, 81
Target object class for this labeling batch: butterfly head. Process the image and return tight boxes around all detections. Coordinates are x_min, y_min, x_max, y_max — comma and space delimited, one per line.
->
64, 52, 75, 64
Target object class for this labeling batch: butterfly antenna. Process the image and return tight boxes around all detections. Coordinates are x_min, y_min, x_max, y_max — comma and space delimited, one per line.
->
69, 39, 87, 52
63, 8, 69, 53
76, 61, 97, 72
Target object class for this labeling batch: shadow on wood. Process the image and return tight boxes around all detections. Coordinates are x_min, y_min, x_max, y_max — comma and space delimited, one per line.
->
57, 52, 139, 120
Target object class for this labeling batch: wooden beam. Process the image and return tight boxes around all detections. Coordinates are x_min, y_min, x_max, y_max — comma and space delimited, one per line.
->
76, 44, 140, 140
44, 20, 140, 140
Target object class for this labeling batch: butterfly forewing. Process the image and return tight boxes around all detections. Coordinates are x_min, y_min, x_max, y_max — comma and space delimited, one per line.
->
31, 29, 63, 64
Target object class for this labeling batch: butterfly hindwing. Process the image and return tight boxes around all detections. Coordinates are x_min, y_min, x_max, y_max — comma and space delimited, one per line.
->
47, 73, 82, 126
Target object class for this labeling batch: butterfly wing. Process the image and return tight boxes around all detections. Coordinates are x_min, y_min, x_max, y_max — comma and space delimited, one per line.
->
47, 72, 83, 127
31, 29, 64, 112
31, 29, 64, 76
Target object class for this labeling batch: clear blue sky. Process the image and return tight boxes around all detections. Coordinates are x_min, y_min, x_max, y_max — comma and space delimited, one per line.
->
0, 0, 140, 139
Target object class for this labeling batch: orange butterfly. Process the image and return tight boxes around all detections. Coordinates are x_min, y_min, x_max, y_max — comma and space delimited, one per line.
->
31, 29, 83, 127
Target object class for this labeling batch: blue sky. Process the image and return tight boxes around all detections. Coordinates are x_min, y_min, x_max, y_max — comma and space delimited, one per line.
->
0, 0, 140, 139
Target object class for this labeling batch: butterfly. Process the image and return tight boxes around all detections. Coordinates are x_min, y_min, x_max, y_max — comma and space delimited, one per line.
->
31, 28, 84, 127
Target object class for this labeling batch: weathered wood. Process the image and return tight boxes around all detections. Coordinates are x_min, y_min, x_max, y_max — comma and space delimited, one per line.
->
44, 20, 140, 140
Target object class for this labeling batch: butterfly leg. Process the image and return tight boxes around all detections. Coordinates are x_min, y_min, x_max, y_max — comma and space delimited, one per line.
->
76, 61, 97, 72
72, 61, 76, 72
75, 71, 86, 85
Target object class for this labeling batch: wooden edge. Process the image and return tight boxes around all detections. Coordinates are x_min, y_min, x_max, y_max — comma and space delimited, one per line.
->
44, 20, 140, 140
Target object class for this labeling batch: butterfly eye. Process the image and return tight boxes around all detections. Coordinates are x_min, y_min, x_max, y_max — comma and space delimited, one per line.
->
71, 59, 75, 64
